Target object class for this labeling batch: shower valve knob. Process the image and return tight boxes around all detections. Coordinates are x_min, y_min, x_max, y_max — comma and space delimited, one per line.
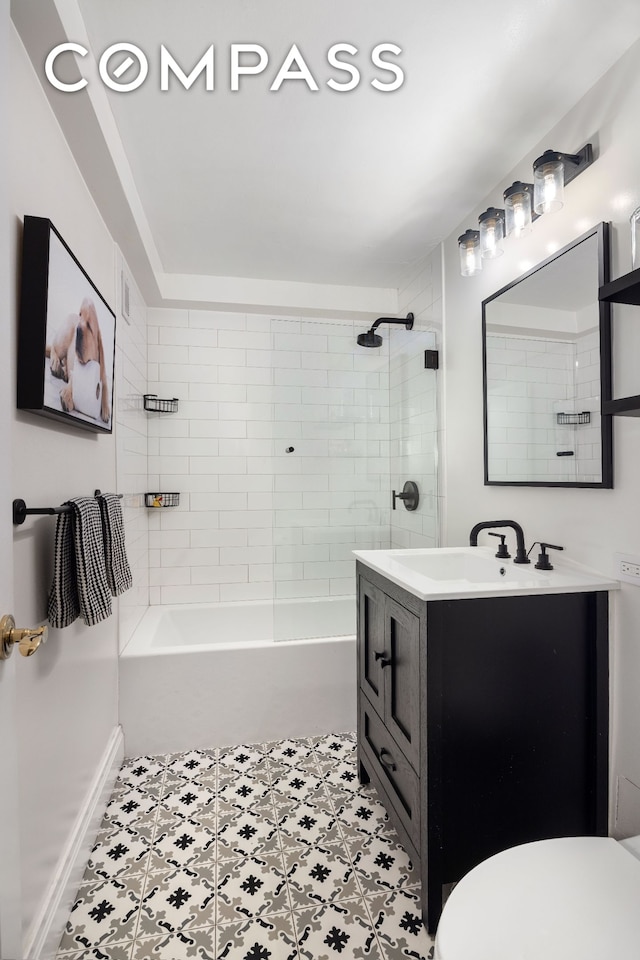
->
392, 481, 419, 512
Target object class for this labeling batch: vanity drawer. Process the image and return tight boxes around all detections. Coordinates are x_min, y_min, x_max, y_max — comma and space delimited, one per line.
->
359, 695, 421, 850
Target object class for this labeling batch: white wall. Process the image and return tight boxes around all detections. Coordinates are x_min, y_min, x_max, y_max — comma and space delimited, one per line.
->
442, 38, 640, 832
9, 26, 145, 950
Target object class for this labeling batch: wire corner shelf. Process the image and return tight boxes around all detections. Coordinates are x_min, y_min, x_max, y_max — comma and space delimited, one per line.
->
144, 394, 179, 414
556, 411, 591, 425
145, 492, 180, 508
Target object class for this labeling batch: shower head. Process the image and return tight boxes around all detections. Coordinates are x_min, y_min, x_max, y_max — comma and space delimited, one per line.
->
357, 330, 384, 348
356, 313, 414, 348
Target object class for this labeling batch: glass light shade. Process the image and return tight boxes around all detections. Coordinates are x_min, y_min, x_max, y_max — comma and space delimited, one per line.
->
458, 230, 482, 277
504, 185, 532, 238
479, 208, 505, 259
534, 158, 565, 214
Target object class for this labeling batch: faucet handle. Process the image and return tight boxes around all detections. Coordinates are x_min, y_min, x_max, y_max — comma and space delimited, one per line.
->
528, 541, 564, 571
488, 532, 511, 559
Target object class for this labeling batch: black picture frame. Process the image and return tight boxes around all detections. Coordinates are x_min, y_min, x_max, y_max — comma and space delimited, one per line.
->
17, 215, 116, 434
481, 221, 612, 488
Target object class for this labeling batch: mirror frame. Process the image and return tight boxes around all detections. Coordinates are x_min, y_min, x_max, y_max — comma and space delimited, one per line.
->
482, 221, 612, 488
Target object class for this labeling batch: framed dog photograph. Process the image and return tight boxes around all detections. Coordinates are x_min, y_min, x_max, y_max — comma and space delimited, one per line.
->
17, 216, 116, 433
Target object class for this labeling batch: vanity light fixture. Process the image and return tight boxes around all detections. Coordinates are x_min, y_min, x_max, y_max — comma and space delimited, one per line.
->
503, 181, 534, 238
478, 207, 505, 259
458, 142, 594, 276
458, 229, 482, 276
533, 144, 594, 215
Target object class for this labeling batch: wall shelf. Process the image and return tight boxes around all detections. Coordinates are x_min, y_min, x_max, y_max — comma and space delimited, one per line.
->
599, 266, 640, 305
145, 492, 180, 508
602, 396, 640, 417
599, 268, 640, 415
144, 394, 179, 413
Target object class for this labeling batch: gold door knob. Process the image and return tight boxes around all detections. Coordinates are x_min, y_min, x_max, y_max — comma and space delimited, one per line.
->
0, 615, 48, 660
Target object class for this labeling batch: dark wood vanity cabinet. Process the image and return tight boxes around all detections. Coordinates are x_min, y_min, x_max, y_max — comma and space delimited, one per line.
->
356, 561, 610, 934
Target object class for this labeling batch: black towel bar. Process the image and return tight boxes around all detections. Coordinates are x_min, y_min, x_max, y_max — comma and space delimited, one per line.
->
12, 491, 124, 526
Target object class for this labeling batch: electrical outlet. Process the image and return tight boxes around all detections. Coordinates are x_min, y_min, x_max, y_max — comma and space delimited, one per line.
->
614, 553, 640, 585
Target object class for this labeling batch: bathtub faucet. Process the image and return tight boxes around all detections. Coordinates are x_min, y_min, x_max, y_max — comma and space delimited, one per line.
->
469, 520, 530, 564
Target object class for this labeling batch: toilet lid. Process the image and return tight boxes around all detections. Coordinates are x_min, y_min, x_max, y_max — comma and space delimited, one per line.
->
435, 837, 640, 960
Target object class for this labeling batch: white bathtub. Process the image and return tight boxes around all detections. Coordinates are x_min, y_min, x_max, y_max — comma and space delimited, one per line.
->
119, 597, 357, 756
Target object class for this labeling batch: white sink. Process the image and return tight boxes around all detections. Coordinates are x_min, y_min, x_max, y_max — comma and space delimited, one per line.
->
353, 546, 619, 601
391, 550, 551, 585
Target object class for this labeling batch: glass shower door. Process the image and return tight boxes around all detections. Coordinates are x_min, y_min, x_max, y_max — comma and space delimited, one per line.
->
270, 317, 391, 642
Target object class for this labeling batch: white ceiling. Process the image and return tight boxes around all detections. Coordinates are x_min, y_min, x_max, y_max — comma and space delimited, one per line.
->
12, 0, 640, 312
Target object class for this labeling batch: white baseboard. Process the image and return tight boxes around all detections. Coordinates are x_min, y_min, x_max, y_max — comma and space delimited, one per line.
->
24, 725, 124, 960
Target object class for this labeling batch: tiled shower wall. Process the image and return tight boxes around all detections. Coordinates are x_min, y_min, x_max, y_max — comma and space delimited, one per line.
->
114, 250, 149, 651
146, 311, 391, 605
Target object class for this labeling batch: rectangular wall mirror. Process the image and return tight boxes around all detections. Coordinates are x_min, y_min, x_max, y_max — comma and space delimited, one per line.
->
482, 222, 612, 487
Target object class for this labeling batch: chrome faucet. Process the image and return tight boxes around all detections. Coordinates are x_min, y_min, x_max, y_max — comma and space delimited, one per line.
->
469, 520, 530, 564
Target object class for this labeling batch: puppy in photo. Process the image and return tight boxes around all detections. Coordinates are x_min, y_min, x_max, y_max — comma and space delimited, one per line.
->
45, 297, 111, 423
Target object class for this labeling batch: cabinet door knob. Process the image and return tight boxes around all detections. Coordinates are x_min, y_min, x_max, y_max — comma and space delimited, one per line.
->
374, 650, 392, 668
379, 748, 397, 771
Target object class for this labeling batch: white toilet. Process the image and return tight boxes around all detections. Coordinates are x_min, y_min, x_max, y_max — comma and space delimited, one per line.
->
434, 834, 640, 960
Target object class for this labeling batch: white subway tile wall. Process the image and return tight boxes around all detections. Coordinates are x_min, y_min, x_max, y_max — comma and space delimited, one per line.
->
147, 312, 394, 608
115, 251, 149, 651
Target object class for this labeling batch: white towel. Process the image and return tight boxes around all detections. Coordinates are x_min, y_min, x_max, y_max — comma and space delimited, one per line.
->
96, 493, 132, 596
47, 497, 113, 628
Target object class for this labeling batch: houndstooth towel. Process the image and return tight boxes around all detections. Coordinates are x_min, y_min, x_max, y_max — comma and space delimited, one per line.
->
96, 492, 132, 596
47, 497, 113, 628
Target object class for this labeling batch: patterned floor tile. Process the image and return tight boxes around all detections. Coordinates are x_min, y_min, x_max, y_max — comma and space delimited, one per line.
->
138, 865, 216, 936
276, 799, 344, 849
57, 876, 142, 953
112, 770, 167, 802
284, 841, 361, 909
332, 790, 390, 840
56, 943, 133, 960
263, 739, 317, 772
166, 749, 218, 778
366, 889, 435, 960
216, 913, 298, 960
348, 832, 420, 896
83, 824, 152, 883
217, 853, 290, 923
317, 757, 361, 795
59, 734, 438, 960
150, 815, 217, 870
271, 769, 334, 813
131, 926, 216, 959
294, 898, 384, 959
118, 756, 169, 784
217, 809, 281, 860
104, 785, 162, 828
219, 770, 273, 810
312, 734, 356, 763
219, 743, 269, 770
159, 781, 217, 821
